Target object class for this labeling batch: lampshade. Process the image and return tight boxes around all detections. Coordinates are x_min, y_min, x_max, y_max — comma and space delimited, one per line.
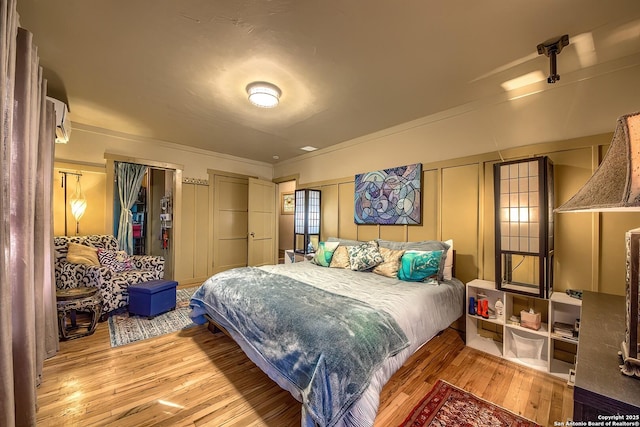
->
555, 112, 640, 212
70, 197, 86, 222
69, 176, 86, 222
494, 156, 554, 299
246, 82, 281, 108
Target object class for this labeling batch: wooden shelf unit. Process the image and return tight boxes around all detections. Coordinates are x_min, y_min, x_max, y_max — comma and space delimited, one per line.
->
466, 279, 581, 380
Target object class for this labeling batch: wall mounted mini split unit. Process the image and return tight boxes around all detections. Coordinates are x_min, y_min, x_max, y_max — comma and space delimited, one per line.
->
46, 96, 71, 143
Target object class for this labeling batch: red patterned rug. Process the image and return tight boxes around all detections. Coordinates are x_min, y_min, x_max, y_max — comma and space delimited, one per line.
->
399, 380, 541, 427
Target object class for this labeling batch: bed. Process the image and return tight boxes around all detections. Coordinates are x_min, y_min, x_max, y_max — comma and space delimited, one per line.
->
189, 239, 464, 427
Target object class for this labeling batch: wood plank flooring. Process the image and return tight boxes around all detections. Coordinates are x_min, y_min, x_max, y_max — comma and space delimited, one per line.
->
36, 320, 574, 426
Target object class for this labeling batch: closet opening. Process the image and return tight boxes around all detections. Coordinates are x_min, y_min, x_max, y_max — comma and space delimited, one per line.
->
105, 154, 183, 281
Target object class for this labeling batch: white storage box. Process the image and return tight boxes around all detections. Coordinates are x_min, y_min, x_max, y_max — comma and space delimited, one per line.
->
511, 331, 544, 360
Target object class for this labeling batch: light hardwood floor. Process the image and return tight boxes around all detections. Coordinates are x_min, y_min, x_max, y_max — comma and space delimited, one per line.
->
36, 320, 574, 426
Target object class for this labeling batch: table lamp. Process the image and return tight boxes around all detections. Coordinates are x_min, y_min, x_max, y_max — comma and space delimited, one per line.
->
555, 111, 640, 378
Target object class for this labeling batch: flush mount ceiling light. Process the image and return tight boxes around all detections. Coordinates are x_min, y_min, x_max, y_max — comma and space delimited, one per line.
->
246, 82, 281, 108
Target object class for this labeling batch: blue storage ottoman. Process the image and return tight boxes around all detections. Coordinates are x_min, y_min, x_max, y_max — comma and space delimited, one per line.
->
128, 279, 178, 318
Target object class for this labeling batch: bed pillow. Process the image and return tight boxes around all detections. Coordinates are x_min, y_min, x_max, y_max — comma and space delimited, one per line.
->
312, 241, 341, 267
98, 249, 133, 272
398, 250, 444, 282
376, 239, 450, 280
329, 245, 351, 269
66, 242, 100, 266
442, 239, 454, 280
348, 241, 383, 271
327, 237, 363, 247
372, 247, 405, 278
376, 239, 447, 252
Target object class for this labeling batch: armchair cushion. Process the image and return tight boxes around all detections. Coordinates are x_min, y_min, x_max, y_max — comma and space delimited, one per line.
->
98, 249, 133, 272
66, 243, 100, 266
56, 261, 113, 290
131, 255, 165, 275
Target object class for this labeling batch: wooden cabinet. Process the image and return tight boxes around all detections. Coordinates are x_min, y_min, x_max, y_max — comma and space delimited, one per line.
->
466, 279, 581, 380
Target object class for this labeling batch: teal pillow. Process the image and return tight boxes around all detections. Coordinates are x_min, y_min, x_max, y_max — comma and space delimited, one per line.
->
312, 241, 340, 267
376, 239, 450, 280
398, 250, 443, 282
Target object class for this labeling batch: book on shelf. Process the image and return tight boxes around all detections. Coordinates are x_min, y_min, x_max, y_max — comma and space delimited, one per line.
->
552, 321, 578, 340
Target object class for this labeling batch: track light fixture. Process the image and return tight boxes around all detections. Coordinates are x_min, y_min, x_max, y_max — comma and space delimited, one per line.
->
537, 34, 569, 84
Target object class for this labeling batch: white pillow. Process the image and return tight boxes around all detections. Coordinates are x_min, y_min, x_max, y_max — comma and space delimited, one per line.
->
443, 239, 454, 280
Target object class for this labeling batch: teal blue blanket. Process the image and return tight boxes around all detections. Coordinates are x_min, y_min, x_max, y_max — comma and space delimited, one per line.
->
190, 267, 408, 427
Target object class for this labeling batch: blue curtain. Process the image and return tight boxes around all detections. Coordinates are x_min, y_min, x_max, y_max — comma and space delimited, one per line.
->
116, 162, 146, 254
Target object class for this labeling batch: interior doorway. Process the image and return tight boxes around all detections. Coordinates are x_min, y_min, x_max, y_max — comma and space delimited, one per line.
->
147, 168, 174, 279
277, 180, 296, 263
111, 164, 175, 280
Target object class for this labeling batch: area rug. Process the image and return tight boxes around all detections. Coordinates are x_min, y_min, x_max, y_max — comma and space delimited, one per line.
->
399, 380, 540, 427
108, 286, 200, 347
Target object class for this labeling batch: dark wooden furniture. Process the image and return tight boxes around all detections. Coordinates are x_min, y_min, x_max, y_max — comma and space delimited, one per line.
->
56, 286, 102, 340
573, 291, 640, 420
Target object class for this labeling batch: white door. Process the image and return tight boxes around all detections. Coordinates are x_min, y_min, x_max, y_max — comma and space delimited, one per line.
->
248, 178, 277, 266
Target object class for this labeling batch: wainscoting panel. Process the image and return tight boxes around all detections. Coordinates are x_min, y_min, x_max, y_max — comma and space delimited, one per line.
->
407, 168, 439, 242
441, 163, 479, 285
320, 184, 339, 240
177, 181, 210, 284
379, 225, 406, 243
338, 181, 357, 240
357, 225, 379, 242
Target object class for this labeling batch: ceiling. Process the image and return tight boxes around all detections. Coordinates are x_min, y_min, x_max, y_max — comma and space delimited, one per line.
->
16, 1, 640, 164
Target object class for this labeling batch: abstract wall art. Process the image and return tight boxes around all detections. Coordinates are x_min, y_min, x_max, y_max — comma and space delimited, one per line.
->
354, 163, 422, 225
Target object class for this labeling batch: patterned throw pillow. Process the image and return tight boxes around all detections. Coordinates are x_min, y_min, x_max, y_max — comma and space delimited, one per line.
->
329, 246, 351, 269
398, 250, 443, 282
98, 249, 133, 272
376, 239, 450, 281
312, 241, 341, 267
372, 247, 405, 278
66, 242, 100, 266
348, 241, 384, 271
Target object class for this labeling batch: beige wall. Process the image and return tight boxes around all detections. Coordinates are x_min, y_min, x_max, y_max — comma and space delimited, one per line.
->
290, 132, 638, 296
56, 124, 274, 181
54, 119, 640, 294
53, 162, 106, 237
53, 124, 274, 285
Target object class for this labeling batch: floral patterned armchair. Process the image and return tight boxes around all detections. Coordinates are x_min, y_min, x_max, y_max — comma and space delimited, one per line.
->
53, 235, 165, 316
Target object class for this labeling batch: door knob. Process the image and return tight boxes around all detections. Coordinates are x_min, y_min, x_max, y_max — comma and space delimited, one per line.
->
250, 232, 255, 237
